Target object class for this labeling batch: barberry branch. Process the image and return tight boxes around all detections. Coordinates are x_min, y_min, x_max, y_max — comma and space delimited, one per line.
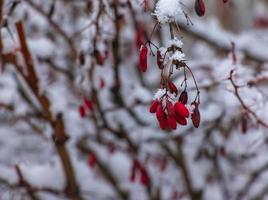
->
15, 20, 83, 200
229, 70, 268, 128
176, 20, 268, 64
77, 139, 129, 200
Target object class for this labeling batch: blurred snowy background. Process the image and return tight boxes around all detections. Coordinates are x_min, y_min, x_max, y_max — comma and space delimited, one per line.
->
0, 0, 268, 199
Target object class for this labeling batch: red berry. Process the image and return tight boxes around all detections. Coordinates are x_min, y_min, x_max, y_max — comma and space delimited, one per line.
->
139, 45, 148, 72
168, 81, 178, 95
175, 115, 187, 126
191, 105, 200, 128
84, 98, 93, 111
156, 104, 165, 120
79, 105, 86, 118
179, 91, 188, 104
149, 100, 160, 113
166, 100, 175, 116
130, 160, 139, 182
140, 166, 150, 186
174, 102, 189, 118
167, 116, 177, 129
195, 0, 205, 17
88, 153, 97, 168
223, 0, 229, 3
158, 115, 169, 130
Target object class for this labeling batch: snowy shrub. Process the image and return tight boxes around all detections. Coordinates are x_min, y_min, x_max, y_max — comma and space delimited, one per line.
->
0, 0, 268, 199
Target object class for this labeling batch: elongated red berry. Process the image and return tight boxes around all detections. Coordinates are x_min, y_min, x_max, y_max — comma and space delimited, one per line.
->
175, 115, 187, 126
88, 153, 97, 168
168, 81, 178, 95
166, 100, 175, 116
158, 115, 169, 129
179, 91, 188, 104
156, 104, 165, 120
149, 100, 160, 113
157, 50, 164, 69
79, 105, 86, 118
174, 102, 189, 118
191, 105, 200, 128
130, 160, 139, 182
139, 45, 148, 72
167, 116, 177, 129
84, 98, 93, 111
140, 166, 150, 186
195, 0, 205, 17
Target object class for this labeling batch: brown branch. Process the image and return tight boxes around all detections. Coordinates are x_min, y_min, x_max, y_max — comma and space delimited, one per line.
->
15, 165, 41, 200
110, 0, 146, 126
15, 21, 83, 200
229, 70, 268, 128
236, 162, 268, 200
162, 143, 202, 200
176, 20, 268, 64
0, 0, 3, 52
15, 21, 52, 121
0, 168, 64, 197
24, 0, 77, 59
77, 139, 129, 200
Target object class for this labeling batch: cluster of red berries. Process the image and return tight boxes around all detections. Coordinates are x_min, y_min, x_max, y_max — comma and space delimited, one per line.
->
150, 89, 200, 130
129, 159, 150, 186
139, 41, 200, 129
150, 94, 190, 130
139, 43, 166, 72
137, 6, 201, 130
